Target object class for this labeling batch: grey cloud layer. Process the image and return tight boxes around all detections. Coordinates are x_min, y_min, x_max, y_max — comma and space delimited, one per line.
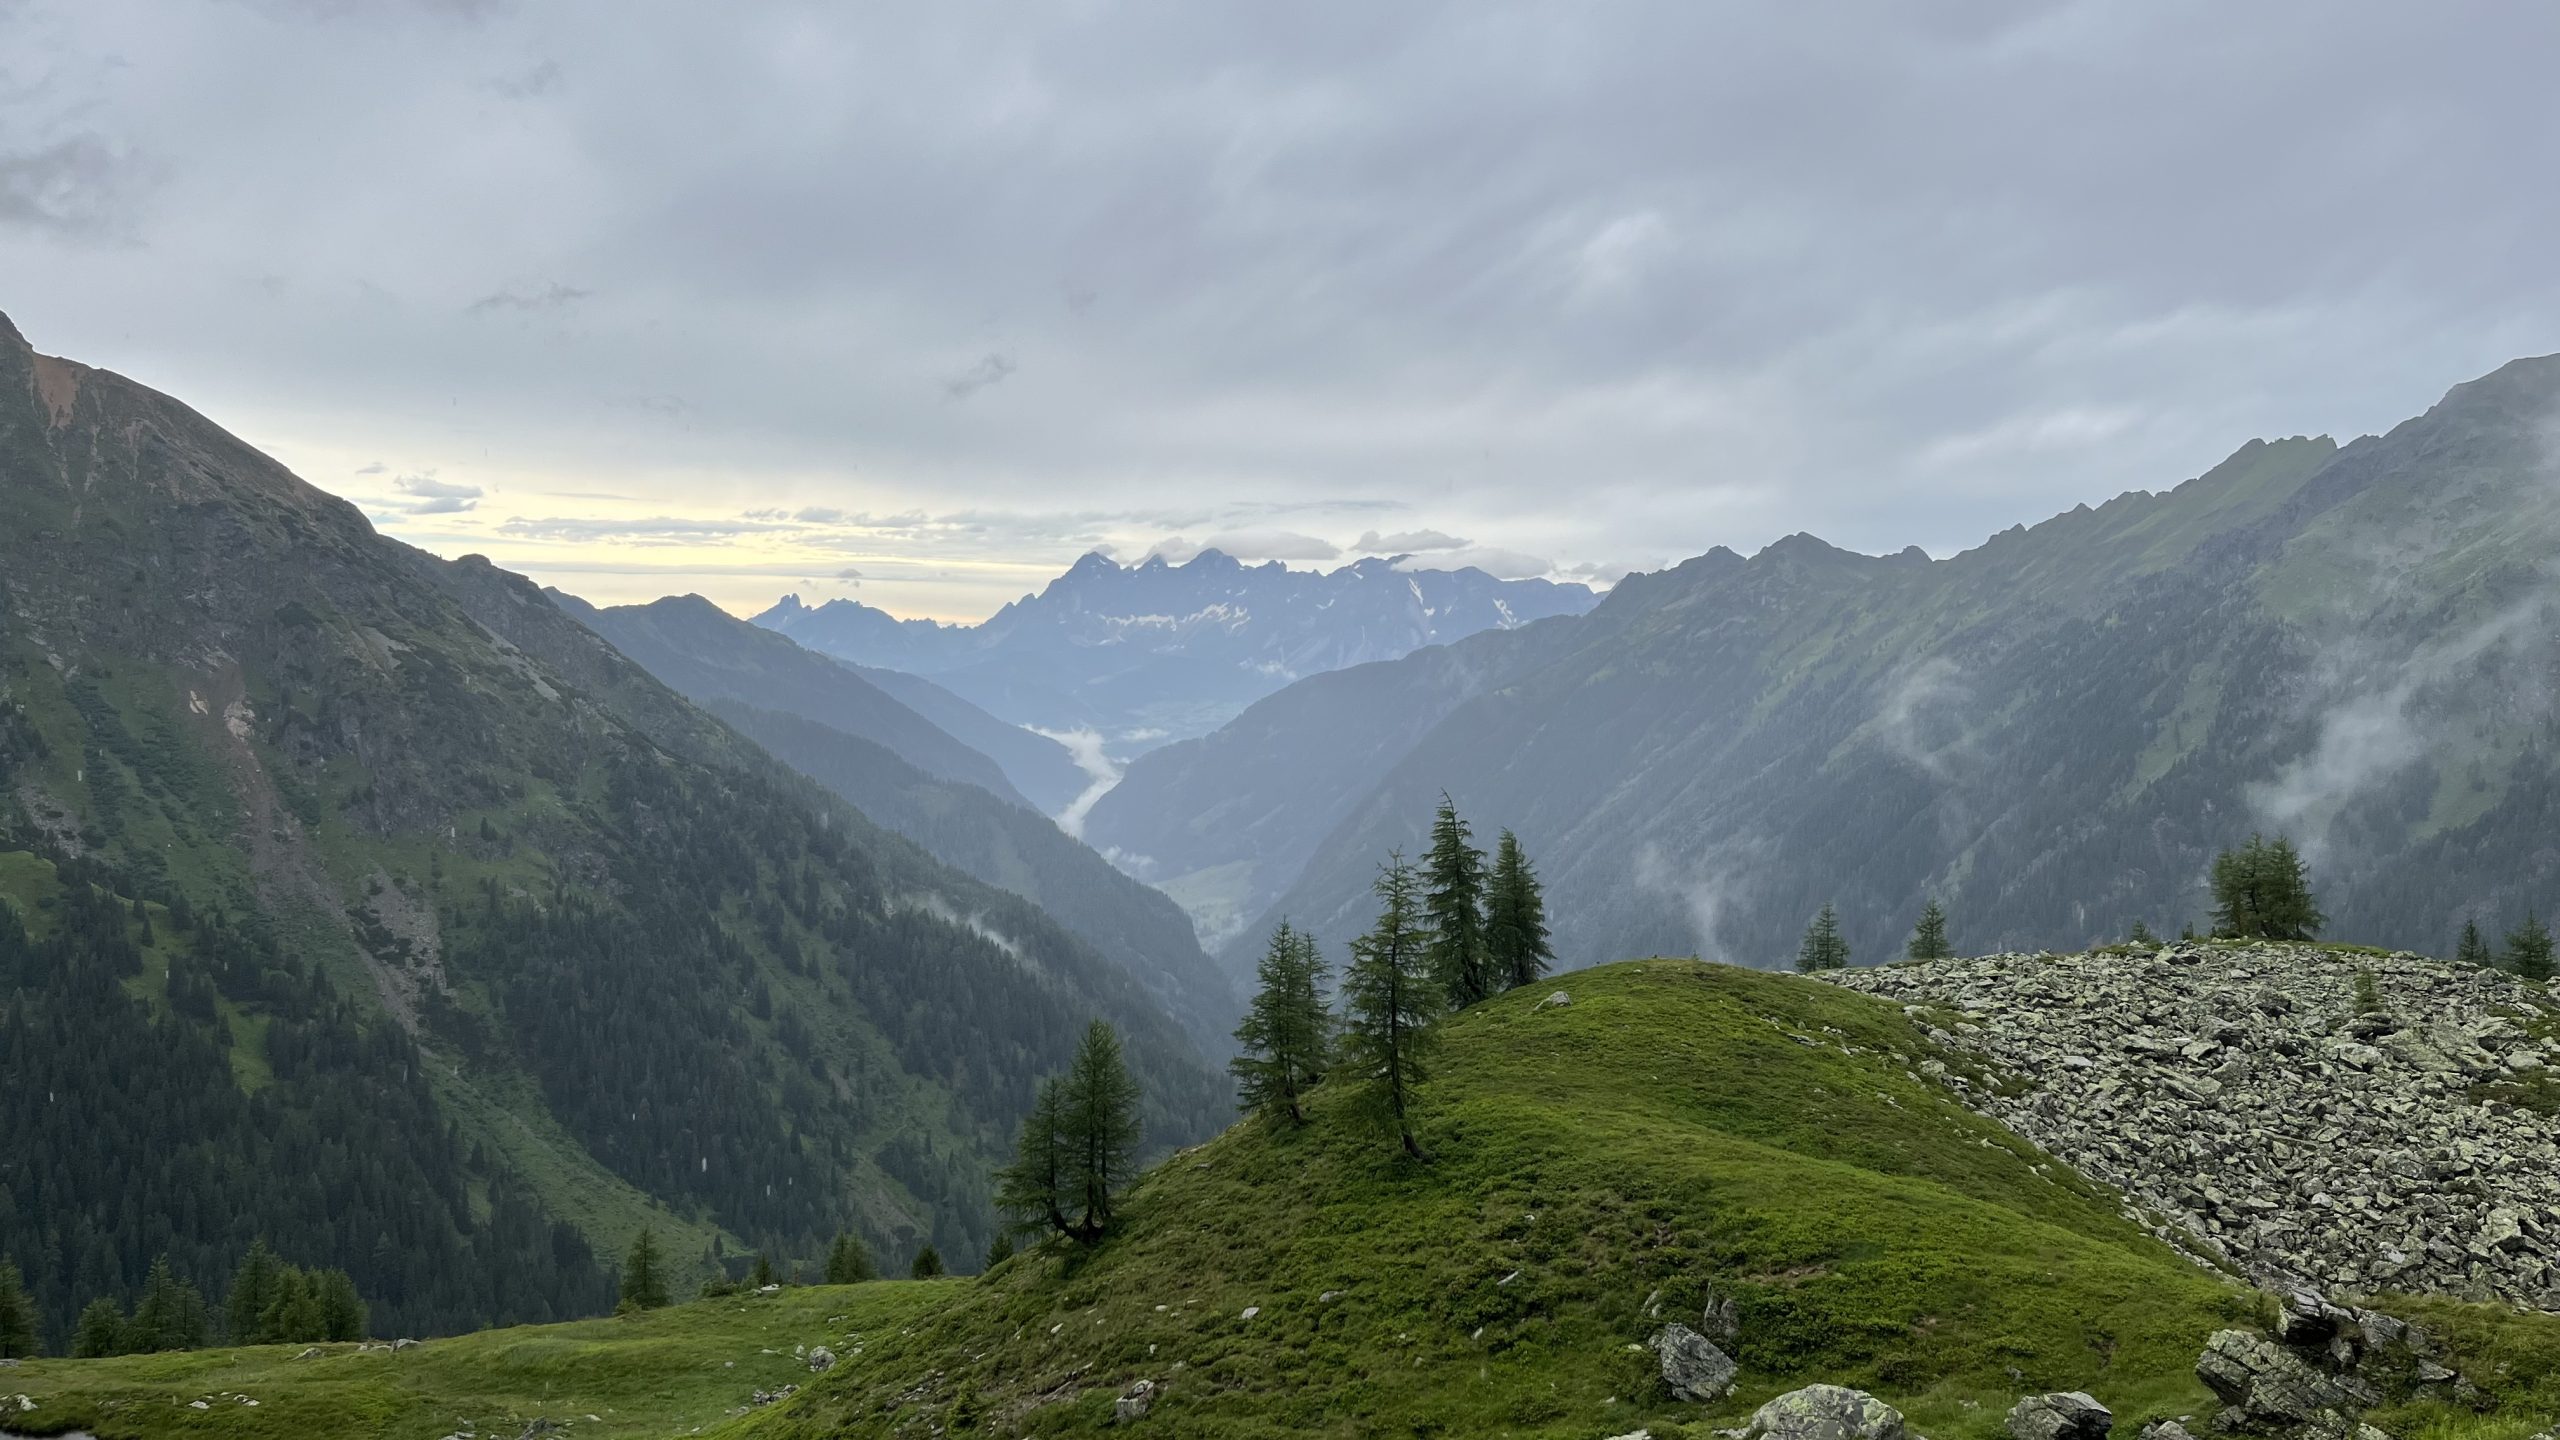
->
5, 0, 2559, 605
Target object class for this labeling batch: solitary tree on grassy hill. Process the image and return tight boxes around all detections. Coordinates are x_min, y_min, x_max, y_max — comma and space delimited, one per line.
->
1797, 905, 1850, 972
2507, 912, 2555, 982
1344, 852, 1439, 1160
1485, 830, 1555, 991
1064, 1021, 1144, 1238
2457, 916, 2493, 969
996, 1022, 1144, 1244
2210, 835, 2323, 941
1423, 796, 1493, 1009
982, 1232, 1014, 1271
909, 1245, 945, 1279
1906, 900, 1952, 960
749, 1253, 777, 1288
824, 1233, 875, 1284
619, 1228, 670, 1312
0, 1257, 37, 1358
1233, 920, 1332, 1125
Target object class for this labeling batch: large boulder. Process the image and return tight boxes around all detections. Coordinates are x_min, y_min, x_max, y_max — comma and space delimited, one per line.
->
2005, 1390, 2112, 1440
2194, 1330, 2351, 1426
1648, 1322, 1738, 1401
1113, 1378, 1159, 1423
1739, 1383, 1907, 1440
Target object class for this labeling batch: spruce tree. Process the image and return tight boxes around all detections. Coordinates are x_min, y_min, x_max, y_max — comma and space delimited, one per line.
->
982, 1232, 1014, 1271
1343, 852, 1437, 1160
1484, 830, 1555, 991
2507, 912, 2555, 982
2261, 835, 2324, 940
1060, 1020, 1144, 1241
2127, 919, 2158, 946
1906, 900, 1952, 960
2457, 916, 2493, 969
1232, 920, 1331, 1124
619, 1228, 670, 1312
749, 1253, 777, 1288
823, 1233, 875, 1285
994, 1076, 1073, 1241
72, 1297, 126, 1358
228, 1238, 283, 1343
909, 1246, 945, 1279
1422, 796, 1493, 1008
0, 1257, 37, 1359
1796, 904, 1849, 972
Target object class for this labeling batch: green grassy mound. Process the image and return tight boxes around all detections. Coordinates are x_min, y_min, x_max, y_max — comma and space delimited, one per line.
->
0, 1282, 955, 1439
741, 960, 2260, 1438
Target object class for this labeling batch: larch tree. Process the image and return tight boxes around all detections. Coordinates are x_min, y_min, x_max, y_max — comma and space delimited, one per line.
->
227, 1239, 282, 1343
2210, 835, 2324, 941
1233, 920, 1332, 1124
1485, 830, 1555, 992
1797, 905, 1850, 972
1343, 852, 1438, 1160
824, 1233, 875, 1285
994, 1076, 1074, 1241
2457, 916, 2493, 969
1061, 1020, 1144, 1241
2507, 912, 2555, 982
1422, 795, 1493, 1009
619, 1228, 670, 1312
1906, 900, 1952, 960
0, 1256, 37, 1358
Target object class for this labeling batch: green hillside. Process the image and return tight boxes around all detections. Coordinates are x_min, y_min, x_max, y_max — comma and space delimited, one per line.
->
742, 960, 2261, 1438
0, 1281, 955, 1440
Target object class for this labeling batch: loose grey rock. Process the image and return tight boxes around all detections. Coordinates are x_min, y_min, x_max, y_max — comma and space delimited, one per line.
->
2136, 1424, 2197, 1440
1701, 1288, 1741, 1345
806, 1346, 836, 1374
1114, 1378, 1159, 1423
1739, 1383, 1907, 1440
1648, 1322, 1738, 1401
2194, 1329, 2350, 1425
1537, 990, 1572, 1009
1826, 943, 2560, 1311
2004, 1390, 2111, 1440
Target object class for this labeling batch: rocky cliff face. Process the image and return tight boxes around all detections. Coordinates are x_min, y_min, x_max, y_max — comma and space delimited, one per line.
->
1830, 944, 2560, 1313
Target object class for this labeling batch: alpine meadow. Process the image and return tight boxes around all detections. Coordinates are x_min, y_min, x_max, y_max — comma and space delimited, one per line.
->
6, 6, 2560, 1440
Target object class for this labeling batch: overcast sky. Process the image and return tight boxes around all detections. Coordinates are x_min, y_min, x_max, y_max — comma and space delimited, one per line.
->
6, 1, 2558, 619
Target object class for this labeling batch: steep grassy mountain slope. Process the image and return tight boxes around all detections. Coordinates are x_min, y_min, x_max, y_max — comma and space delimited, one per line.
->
549, 594, 1236, 1050
834, 661, 1088, 817
738, 961, 2558, 1439
545, 592, 1033, 810
1111, 365, 2560, 975
0, 1280, 954, 1440
0, 310, 1223, 1339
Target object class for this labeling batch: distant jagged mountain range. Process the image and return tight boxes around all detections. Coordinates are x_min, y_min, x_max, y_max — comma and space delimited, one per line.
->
1091, 359, 2560, 978
753, 551, 1599, 754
